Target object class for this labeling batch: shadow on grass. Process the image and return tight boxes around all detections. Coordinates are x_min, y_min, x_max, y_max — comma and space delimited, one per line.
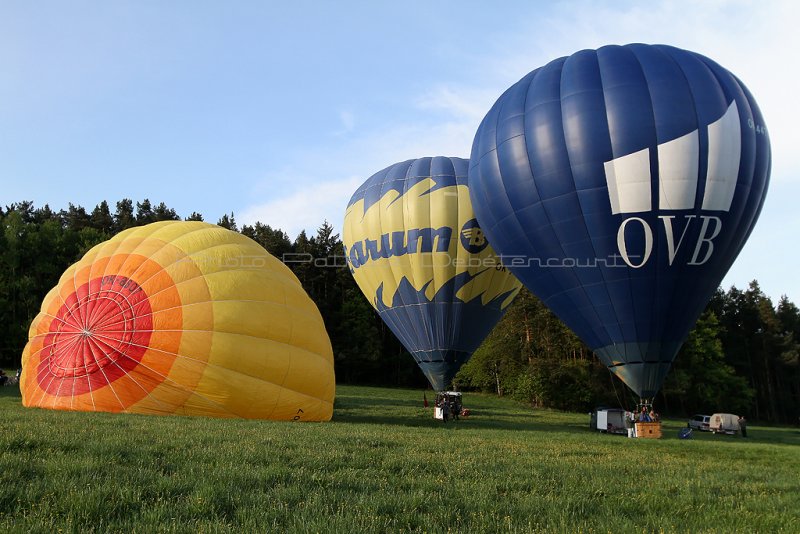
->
0, 385, 21, 399
334, 392, 800, 446
333, 394, 596, 435
334, 410, 599, 435
335, 395, 428, 409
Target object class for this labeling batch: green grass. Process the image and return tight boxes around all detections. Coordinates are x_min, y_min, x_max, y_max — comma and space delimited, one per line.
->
1, 382, 798, 533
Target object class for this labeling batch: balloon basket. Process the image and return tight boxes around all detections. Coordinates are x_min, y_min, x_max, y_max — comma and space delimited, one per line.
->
433, 391, 462, 422
635, 422, 662, 439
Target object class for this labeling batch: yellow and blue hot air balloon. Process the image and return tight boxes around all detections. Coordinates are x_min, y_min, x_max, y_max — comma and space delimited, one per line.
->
343, 156, 521, 391
21, 221, 335, 420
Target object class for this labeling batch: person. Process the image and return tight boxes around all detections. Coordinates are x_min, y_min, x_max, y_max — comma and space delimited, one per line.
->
638, 407, 651, 423
441, 399, 450, 423
739, 416, 748, 438
625, 410, 636, 438
0, 369, 7, 386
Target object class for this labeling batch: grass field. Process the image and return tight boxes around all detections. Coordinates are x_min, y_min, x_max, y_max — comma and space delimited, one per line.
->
1, 381, 798, 533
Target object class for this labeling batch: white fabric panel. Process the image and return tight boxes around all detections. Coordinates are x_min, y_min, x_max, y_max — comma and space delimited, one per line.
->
604, 147, 652, 214
658, 129, 699, 210
702, 101, 741, 212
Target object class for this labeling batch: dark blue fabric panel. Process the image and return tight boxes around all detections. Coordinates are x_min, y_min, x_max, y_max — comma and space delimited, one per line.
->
498, 134, 543, 215
596, 46, 662, 364
377, 288, 512, 381
558, 50, 623, 352
631, 44, 699, 143
560, 51, 611, 190
737, 77, 771, 217
524, 58, 570, 196
663, 46, 726, 215
576, 186, 612, 215
496, 77, 529, 146
597, 45, 657, 158
415, 351, 471, 392
351, 156, 472, 214
701, 60, 759, 268
408, 157, 432, 185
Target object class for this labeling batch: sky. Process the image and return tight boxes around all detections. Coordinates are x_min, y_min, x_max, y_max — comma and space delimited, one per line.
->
1, 0, 798, 302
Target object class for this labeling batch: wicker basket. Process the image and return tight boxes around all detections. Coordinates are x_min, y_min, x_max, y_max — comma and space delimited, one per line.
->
635, 422, 662, 439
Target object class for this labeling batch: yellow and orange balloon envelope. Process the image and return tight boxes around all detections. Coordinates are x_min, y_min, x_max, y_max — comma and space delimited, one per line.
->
21, 221, 335, 420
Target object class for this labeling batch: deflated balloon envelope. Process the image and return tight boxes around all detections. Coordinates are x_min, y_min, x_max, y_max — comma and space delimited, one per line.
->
21, 221, 335, 420
343, 156, 521, 391
468, 44, 770, 399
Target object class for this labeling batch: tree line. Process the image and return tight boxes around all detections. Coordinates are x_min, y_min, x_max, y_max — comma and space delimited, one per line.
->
457, 283, 800, 424
1, 200, 798, 423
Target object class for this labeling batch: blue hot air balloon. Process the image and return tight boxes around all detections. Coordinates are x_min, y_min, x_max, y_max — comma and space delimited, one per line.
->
343, 157, 521, 391
469, 44, 771, 400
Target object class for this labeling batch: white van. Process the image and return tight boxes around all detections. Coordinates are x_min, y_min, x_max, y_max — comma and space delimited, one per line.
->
709, 413, 740, 435
688, 414, 711, 431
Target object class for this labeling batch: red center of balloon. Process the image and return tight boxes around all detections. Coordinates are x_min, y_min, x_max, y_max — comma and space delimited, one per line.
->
38, 276, 153, 396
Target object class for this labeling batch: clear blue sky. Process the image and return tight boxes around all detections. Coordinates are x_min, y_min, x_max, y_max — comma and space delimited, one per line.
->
1, 0, 798, 302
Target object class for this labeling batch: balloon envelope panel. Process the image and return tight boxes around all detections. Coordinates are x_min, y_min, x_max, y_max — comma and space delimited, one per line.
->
469, 44, 770, 398
343, 156, 521, 391
21, 221, 335, 420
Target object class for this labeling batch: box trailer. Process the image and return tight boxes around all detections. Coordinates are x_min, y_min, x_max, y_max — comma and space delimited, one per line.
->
709, 413, 740, 435
589, 408, 627, 434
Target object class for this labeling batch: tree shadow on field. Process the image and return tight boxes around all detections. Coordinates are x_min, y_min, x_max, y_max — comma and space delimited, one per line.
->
333, 393, 594, 435
334, 409, 594, 435
0, 384, 21, 400
335, 395, 427, 409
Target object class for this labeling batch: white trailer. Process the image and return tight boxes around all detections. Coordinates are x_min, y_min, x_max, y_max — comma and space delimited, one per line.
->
709, 413, 740, 434
590, 408, 627, 435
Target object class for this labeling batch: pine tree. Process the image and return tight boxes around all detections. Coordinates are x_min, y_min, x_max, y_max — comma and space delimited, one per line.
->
669, 310, 753, 414
217, 213, 238, 231
114, 199, 136, 231
136, 199, 155, 224
62, 203, 90, 231
241, 222, 293, 259
90, 201, 114, 234
153, 202, 180, 221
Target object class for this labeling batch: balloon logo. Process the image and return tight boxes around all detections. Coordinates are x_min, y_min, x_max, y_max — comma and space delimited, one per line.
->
460, 219, 489, 254
22, 221, 335, 420
343, 156, 521, 391
469, 44, 770, 399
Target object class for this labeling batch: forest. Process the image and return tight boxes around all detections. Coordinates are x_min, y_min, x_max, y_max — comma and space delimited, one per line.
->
1, 199, 798, 424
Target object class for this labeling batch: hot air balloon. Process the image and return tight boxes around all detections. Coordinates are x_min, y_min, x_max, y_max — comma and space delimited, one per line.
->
21, 221, 335, 420
343, 156, 521, 391
469, 44, 770, 402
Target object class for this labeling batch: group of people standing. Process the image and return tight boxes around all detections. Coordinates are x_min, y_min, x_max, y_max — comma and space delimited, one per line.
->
434, 394, 463, 423
624, 407, 660, 438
